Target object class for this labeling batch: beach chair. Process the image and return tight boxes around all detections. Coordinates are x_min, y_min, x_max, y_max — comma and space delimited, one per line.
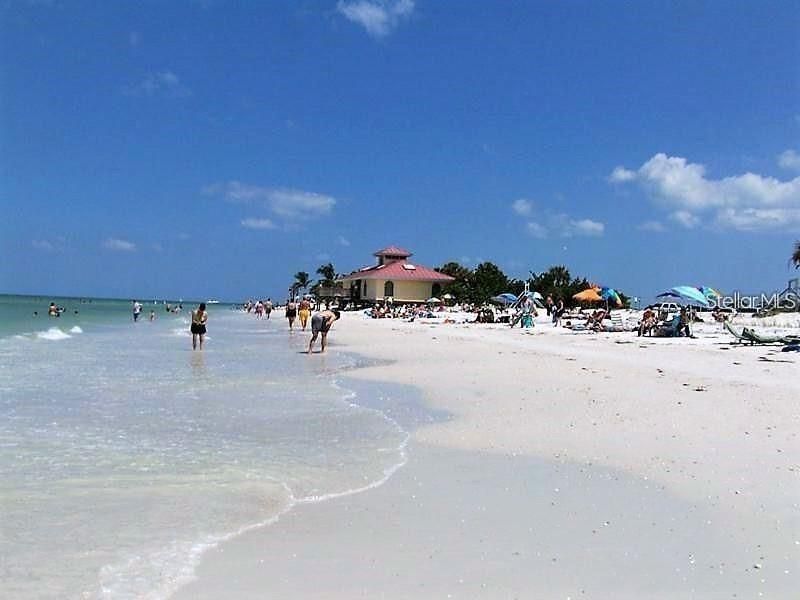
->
653, 315, 681, 337
724, 320, 800, 345
602, 312, 631, 332
742, 328, 800, 345
723, 320, 749, 344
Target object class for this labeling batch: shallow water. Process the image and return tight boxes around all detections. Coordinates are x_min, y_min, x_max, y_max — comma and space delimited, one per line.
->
0, 304, 411, 599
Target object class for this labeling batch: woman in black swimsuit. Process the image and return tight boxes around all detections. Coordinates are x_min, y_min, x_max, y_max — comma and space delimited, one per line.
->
191, 303, 208, 350
285, 300, 297, 331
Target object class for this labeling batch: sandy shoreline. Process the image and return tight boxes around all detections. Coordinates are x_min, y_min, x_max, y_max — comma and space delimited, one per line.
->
174, 314, 799, 598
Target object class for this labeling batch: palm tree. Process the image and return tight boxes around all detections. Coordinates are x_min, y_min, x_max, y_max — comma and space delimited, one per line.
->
792, 241, 800, 269
292, 271, 310, 298
316, 263, 336, 286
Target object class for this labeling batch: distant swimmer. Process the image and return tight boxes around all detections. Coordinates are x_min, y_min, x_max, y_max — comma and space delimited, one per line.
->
191, 303, 208, 350
149, 310, 156, 322
48, 302, 58, 317
132, 300, 143, 322
307, 308, 340, 354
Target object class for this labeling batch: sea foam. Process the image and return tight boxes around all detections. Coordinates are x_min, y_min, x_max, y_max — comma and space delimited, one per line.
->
36, 328, 71, 341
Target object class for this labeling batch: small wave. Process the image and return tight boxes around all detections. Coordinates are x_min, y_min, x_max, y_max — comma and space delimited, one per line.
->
36, 328, 71, 341
96, 484, 296, 600
69, 326, 83, 334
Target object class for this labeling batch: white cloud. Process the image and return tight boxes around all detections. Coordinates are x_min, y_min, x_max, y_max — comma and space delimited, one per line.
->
124, 71, 191, 97
714, 208, 800, 232
103, 238, 136, 252
241, 217, 277, 230
778, 149, 800, 172
206, 182, 337, 221
609, 166, 636, 182
670, 210, 701, 229
525, 221, 547, 239
268, 188, 336, 219
610, 152, 800, 231
337, 0, 414, 38
337, 235, 351, 246
523, 215, 604, 238
568, 218, 605, 236
637, 220, 666, 233
511, 198, 534, 216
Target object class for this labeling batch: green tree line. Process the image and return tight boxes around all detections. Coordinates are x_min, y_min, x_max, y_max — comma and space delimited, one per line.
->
437, 261, 628, 307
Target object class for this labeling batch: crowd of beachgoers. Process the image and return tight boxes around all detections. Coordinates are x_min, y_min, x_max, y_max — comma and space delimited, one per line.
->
354, 297, 800, 350
235, 292, 800, 351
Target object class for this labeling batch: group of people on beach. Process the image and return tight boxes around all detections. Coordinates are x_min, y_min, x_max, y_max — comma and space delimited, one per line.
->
285, 297, 340, 353
245, 296, 341, 354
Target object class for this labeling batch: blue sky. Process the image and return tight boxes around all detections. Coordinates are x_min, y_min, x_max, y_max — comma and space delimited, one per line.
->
2, 1, 798, 302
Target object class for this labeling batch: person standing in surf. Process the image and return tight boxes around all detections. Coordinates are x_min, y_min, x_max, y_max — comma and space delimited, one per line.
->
191, 303, 208, 350
306, 308, 340, 354
286, 298, 298, 331
264, 298, 273, 319
298, 296, 312, 331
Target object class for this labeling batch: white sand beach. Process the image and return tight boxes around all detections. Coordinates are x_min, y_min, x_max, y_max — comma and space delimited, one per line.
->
174, 313, 799, 599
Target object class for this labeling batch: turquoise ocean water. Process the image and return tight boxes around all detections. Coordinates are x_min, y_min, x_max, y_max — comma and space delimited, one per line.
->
0, 295, 412, 599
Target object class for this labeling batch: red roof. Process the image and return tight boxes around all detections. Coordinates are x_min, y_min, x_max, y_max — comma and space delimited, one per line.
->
373, 245, 412, 257
341, 260, 455, 282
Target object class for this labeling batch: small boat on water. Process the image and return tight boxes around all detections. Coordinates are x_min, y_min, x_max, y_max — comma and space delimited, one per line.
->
207, 299, 220, 304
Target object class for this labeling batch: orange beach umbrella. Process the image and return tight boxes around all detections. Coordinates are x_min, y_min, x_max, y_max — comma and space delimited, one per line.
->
572, 287, 602, 303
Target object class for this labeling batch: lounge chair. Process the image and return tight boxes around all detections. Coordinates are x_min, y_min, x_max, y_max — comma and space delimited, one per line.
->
653, 315, 681, 337
602, 312, 634, 332
723, 320, 748, 343
724, 320, 800, 345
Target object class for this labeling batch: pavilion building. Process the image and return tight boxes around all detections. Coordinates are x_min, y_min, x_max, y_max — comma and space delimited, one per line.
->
339, 246, 455, 304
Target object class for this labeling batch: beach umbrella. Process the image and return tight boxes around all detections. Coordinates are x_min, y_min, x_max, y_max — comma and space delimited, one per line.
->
426, 297, 442, 304
442, 293, 454, 300
490, 293, 517, 305
531, 291, 543, 300
573, 288, 602, 303
600, 287, 622, 307
698, 286, 722, 300
656, 290, 681, 299
670, 286, 711, 307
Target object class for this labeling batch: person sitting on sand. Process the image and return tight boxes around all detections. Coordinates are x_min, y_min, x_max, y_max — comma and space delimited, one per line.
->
587, 308, 607, 331
637, 308, 658, 336
307, 308, 340, 354
678, 308, 691, 337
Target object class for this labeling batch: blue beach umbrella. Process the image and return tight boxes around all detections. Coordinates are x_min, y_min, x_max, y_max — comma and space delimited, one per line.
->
491, 293, 518, 305
600, 287, 622, 307
698, 286, 722, 300
656, 290, 681, 299
669, 286, 711, 307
